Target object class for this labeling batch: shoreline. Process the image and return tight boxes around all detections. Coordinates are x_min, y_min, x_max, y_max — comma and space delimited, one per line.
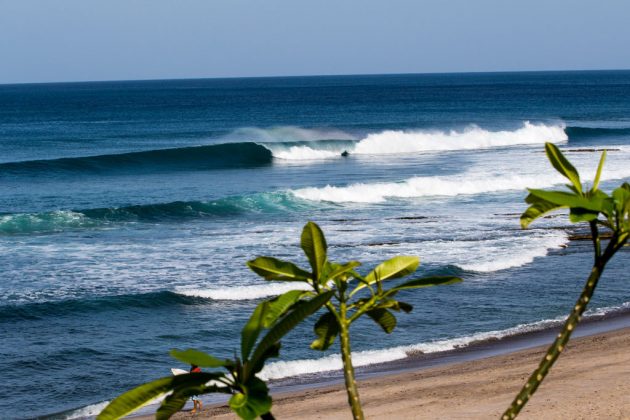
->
131, 310, 630, 419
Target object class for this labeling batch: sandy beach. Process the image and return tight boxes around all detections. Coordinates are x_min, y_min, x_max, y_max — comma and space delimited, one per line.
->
160, 326, 630, 419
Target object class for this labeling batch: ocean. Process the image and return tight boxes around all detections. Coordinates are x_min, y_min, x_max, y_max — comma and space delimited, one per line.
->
1, 71, 629, 419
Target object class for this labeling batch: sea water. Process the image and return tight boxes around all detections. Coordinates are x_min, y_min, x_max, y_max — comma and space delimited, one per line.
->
1, 71, 629, 418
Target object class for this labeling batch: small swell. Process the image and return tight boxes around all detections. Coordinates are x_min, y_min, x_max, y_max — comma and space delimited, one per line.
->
565, 125, 630, 140
0, 192, 317, 235
0, 291, 204, 322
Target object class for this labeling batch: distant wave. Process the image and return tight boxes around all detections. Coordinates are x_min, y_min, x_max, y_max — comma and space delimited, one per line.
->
0, 192, 317, 235
1, 283, 317, 322
260, 301, 630, 381
0, 122, 568, 175
0, 291, 198, 322
261, 121, 568, 160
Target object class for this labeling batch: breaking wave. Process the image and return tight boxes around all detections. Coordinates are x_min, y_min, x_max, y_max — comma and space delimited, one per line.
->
260, 301, 630, 381
293, 164, 630, 203
174, 283, 312, 301
0, 122, 568, 176
352, 121, 567, 155
261, 122, 568, 160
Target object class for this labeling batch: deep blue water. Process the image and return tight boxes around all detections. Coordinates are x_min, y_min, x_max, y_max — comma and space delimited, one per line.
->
1, 71, 629, 418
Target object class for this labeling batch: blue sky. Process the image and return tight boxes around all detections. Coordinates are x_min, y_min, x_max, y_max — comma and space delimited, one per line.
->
1, 0, 629, 84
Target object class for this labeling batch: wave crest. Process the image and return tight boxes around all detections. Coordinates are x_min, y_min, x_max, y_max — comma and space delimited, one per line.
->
174, 283, 312, 301
352, 121, 567, 155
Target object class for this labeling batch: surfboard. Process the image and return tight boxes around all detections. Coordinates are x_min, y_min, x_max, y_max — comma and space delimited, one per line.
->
171, 368, 188, 376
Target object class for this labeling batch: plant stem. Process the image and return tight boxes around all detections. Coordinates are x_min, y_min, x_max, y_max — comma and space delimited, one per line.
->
339, 304, 364, 420
501, 263, 604, 419
260, 412, 276, 420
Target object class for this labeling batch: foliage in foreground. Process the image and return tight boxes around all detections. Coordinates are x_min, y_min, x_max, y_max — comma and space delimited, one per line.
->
98, 221, 460, 420
98, 288, 333, 420
502, 143, 630, 419
247, 222, 461, 420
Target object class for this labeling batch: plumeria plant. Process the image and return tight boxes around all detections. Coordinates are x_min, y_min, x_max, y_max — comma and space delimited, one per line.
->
502, 143, 630, 419
99, 221, 462, 420
98, 288, 333, 420
248, 221, 461, 420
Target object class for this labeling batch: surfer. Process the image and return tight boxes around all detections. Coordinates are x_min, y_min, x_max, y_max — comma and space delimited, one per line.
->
190, 365, 203, 414
341, 150, 349, 157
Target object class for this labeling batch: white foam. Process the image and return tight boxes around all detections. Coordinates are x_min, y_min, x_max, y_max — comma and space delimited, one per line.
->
352, 122, 567, 155
244, 122, 567, 160
260, 301, 630, 381
455, 233, 568, 272
292, 161, 630, 204
348, 231, 568, 273
62, 401, 110, 419
292, 173, 554, 203
270, 145, 341, 160
175, 282, 312, 301
260, 348, 409, 381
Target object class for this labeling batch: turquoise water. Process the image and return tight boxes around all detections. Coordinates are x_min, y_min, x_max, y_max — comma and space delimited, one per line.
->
1, 71, 629, 418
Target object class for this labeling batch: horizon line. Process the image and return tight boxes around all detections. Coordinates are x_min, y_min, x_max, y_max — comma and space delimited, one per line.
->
2, 67, 630, 87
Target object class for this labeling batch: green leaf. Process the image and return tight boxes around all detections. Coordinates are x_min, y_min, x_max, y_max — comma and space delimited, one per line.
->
374, 299, 413, 313
323, 261, 361, 281
612, 185, 630, 233
526, 189, 603, 211
569, 208, 599, 223
241, 290, 307, 360
386, 276, 461, 296
229, 377, 272, 420
310, 311, 339, 351
261, 290, 309, 328
396, 301, 413, 313
98, 377, 174, 420
352, 256, 419, 295
169, 349, 230, 368
247, 256, 312, 282
366, 256, 419, 283
592, 150, 607, 191
300, 221, 328, 282
248, 291, 334, 376
521, 193, 566, 228
545, 142, 582, 194
366, 308, 397, 333
613, 184, 630, 214
98, 373, 223, 420
156, 393, 188, 420
241, 302, 265, 362
249, 342, 281, 375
